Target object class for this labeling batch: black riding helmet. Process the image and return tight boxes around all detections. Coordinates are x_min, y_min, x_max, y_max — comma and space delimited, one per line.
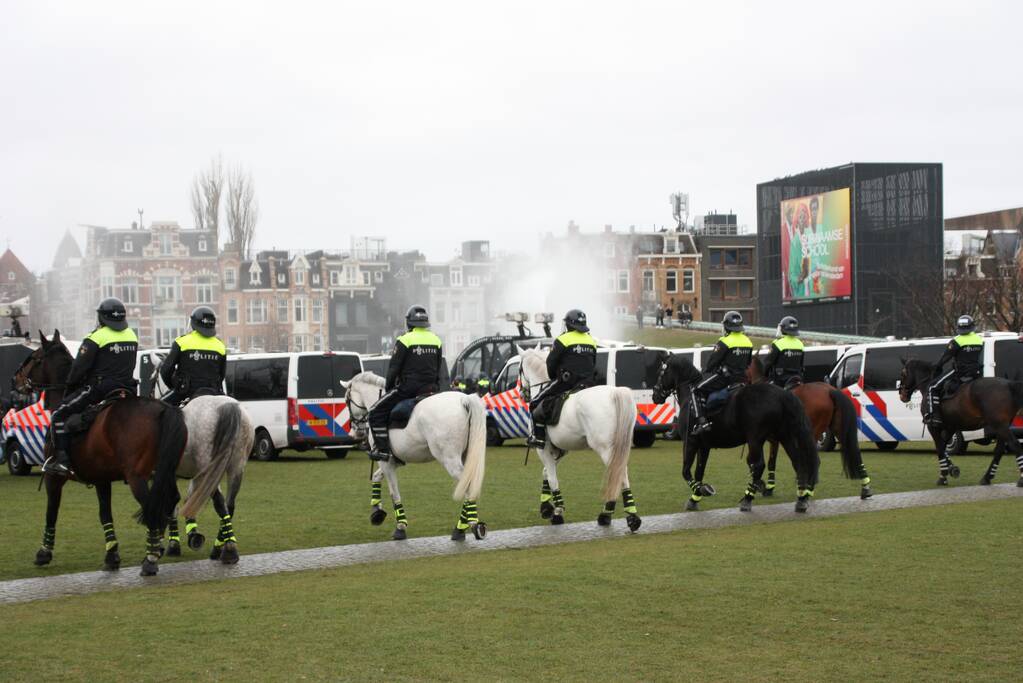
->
722, 310, 744, 334
190, 306, 217, 337
956, 314, 976, 335
96, 297, 128, 331
406, 305, 430, 329
779, 315, 799, 337
564, 309, 589, 333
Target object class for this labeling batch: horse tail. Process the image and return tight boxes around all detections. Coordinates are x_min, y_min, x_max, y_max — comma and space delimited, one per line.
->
829, 388, 862, 479
180, 401, 243, 519
602, 387, 635, 502
137, 403, 187, 529
779, 389, 819, 487
453, 394, 487, 502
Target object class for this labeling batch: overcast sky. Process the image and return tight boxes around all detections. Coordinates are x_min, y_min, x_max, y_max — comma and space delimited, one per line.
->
2, 1, 1021, 272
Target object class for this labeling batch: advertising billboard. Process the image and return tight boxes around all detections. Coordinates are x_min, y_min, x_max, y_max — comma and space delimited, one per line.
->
780, 187, 852, 304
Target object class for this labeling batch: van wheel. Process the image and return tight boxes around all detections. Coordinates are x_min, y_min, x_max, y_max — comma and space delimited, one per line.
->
324, 449, 348, 460
875, 441, 899, 452
486, 422, 504, 447
818, 431, 837, 452
6, 440, 32, 476
632, 431, 656, 448
252, 430, 279, 461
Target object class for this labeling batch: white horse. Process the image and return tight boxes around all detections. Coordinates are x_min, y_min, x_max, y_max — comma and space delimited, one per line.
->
342, 371, 487, 541
518, 347, 641, 531
165, 395, 254, 564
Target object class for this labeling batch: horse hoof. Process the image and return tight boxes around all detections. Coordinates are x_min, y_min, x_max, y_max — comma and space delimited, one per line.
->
472, 522, 487, 540
795, 496, 810, 513
209, 545, 222, 561
752, 479, 767, 494
936, 476, 949, 487
451, 527, 466, 541
1017, 476, 1023, 488
166, 540, 181, 557
980, 476, 993, 486
551, 514, 565, 526
761, 487, 774, 498
699, 484, 716, 497
949, 465, 961, 479
103, 549, 120, 572
597, 512, 613, 527
393, 527, 408, 541
860, 486, 873, 500
684, 498, 699, 512
219, 542, 239, 565
540, 501, 554, 519
739, 496, 753, 512
626, 513, 642, 533
140, 557, 159, 577
187, 532, 205, 551
34, 548, 52, 566
370, 507, 387, 526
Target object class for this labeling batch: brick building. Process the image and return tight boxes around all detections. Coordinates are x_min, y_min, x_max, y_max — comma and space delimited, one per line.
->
634, 231, 701, 320
0, 248, 37, 335
694, 233, 758, 325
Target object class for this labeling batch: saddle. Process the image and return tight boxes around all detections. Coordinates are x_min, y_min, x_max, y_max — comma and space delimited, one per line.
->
65, 389, 134, 434
534, 385, 587, 426
388, 392, 435, 430
940, 376, 974, 401
179, 386, 220, 408
705, 384, 744, 416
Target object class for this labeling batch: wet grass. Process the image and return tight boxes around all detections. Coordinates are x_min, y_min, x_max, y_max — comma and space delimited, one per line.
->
1, 498, 1021, 681
0, 439, 1009, 582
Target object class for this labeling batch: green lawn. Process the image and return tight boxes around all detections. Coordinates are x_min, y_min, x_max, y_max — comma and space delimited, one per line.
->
2, 498, 1020, 681
0, 440, 1008, 582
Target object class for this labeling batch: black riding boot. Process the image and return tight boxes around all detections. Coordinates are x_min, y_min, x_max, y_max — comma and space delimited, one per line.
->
42, 429, 73, 477
368, 426, 392, 462
690, 388, 712, 435
925, 391, 943, 427
528, 422, 547, 449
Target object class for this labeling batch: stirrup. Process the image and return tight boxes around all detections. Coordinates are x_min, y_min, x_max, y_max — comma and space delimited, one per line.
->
41, 456, 73, 477
691, 420, 713, 435
527, 435, 546, 449
367, 449, 391, 462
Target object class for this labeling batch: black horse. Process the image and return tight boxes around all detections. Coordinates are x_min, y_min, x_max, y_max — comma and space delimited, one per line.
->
652, 354, 820, 513
899, 359, 1023, 487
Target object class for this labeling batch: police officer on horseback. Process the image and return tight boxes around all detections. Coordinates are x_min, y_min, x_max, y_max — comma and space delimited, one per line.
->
367, 305, 445, 461
159, 306, 227, 406
925, 314, 984, 428
527, 309, 597, 449
690, 311, 753, 435
762, 315, 804, 389
43, 298, 139, 476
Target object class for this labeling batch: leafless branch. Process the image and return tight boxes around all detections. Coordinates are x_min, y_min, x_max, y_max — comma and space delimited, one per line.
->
226, 166, 258, 259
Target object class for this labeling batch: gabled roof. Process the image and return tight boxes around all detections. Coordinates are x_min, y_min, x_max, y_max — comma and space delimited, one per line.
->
53, 230, 82, 269
0, 249, 34, 284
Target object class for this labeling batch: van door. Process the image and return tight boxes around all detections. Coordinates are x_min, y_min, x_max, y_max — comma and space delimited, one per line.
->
484, 359, 530, 439
613, 348, 674, 431
330, 353, 362, 438
296, 354, 343, 443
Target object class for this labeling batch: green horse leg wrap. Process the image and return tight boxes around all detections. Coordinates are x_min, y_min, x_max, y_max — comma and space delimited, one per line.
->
622, 488, 637, 514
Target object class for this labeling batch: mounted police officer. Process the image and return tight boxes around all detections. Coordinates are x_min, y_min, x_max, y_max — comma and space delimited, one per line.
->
43, 298, 139, 476
925, 315, 984, 428
159, 306, 227, 406
761, 315, 804, 389
527, 309, 597, 449
690, 310, 753, 435
367, 305, 445, 461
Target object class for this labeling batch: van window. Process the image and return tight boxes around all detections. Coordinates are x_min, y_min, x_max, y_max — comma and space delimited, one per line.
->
362, 357, 389, 377
614, 349, 663, 389
298, 356, 335, 398
864, 345, 944, 391
595, 351, 609, 384
331, 355, 362, 382
994, 339, 1023, 380
229, 358, 289, 401
803, 349, 837, 383
494, 362, 520, 393
838, 354, 862, 389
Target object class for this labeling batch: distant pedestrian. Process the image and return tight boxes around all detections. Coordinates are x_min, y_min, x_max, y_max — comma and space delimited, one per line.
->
665, 305, 674, 329
655, 306, 665, 328
635, 306, 644, 329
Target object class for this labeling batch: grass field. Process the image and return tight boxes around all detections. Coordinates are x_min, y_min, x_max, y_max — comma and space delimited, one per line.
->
0, 439, 1009, 582
1, 498, 1020, 681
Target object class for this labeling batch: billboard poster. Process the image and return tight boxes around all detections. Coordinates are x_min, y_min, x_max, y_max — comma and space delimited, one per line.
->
780, 187, 852, 304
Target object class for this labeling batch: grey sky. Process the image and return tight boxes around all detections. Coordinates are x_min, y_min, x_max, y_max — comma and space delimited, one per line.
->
2, 1, 1021, 273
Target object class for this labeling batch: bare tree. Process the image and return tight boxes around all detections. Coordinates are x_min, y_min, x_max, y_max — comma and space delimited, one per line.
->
226, 166, 259, 259
190, 155, 223, 237
980, 258, 1023, 333
896, 266, 985, 337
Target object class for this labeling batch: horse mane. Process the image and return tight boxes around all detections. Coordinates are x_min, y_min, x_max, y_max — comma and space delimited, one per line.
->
519, 347, 551, 382
665, 353, 702, 384
351, 371, 386, 388
904, 358, 935, 373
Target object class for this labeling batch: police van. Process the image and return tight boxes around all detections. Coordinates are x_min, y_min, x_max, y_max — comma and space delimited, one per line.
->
359, 354, 390, 378
226, 351, 363, 461
826, 332, 1023, 450
482, 346, 673, 447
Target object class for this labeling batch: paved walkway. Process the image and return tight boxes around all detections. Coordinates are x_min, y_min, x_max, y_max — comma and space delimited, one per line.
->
2, 484, 1020, 605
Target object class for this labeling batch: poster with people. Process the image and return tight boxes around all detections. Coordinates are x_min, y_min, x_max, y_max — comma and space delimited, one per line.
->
780, 187, 852, 304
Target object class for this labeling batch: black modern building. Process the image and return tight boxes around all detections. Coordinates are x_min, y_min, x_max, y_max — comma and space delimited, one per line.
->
757, 162, 943, 338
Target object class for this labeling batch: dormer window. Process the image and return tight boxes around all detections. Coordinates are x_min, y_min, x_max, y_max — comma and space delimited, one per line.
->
198, 239, 207, 252
7, 271, 15, 281
330, 271, 340, 286
278, 273, 286, 285
159, 234, 173, 256
122, 239, 133, 253
665, 236, 678, 254
311, 273, 320, 285
295, 269, 305, 286
249, 262, 262, 285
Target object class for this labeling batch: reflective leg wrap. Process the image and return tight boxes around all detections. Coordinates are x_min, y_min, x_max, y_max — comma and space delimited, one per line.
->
146, 530, 162, 557
42, 526, 55, 551
167, 517, 179, 543
1015, 454, 1023, 473
214, 514, 236, 548
858, 463, 870, 485
540, 479, 552, 503
102, 522, 118, 552
988, 462, 1000, 477
603, 500, 617, 514
765, 471, 776, 491
938, 453, 952, 475
457, 500, 479, 530
688, 479, 703, 502
797, 488, 816, 498
394, 502, 407, 527
622, 488, 637, 514
185, 520, 198, 535
371, 481, 382, 507
552, 489, 565, 512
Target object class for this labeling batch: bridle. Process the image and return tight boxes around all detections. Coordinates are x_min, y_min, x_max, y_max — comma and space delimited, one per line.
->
344, 382, 383, 433
14, 349, 65, 394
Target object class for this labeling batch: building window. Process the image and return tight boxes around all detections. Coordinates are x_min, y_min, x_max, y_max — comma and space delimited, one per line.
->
227, 336, 239, 350
450, 267, 463, 287
617, 270, 630, 293
198, 239, 207, 253
196, 275, 214, 304
683, 269, 695, 293
468, 275, 480, 287
374, 270, 384, 283
330, 270, 341, 286
248, 336, 265, 352
642, 270, 654, 293
362, 271, 371, 285
709, 248, 752, 269
120, 277, 139, 304
277, 273, 286, 285
605, 242, 616, 258
249, 264, 262, 286
159, 234, 173, 256
101, 275, 115, 299
247, 298, 267, 323
155, 317, 185, 347
227, 299, 238, 324
666, 270, 678, 293
430, 273, 444, 287
277, 297, 289, 324
665, 236, 678, 254
122, 239, 133, 253
155, 275, 181, 304
452, 302, 461, 324
435, 303, 446, 323
293, 334, 307, 352
710, 280, 753, 300
606, 271, 617, 293
312, 298, 323, 323
312, 272, 320, 286
294, 269, 305, 286
344, 265, 357, 285
294, 297, 307, 323
224, 268, 236, 289
313, 333, 323, 352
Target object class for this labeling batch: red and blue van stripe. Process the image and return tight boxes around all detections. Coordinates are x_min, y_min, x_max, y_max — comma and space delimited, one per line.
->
297, 402, 351, 438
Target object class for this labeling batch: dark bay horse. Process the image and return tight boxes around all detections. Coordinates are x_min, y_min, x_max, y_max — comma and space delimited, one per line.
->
748, 357, 872, 499
16, 331, 187, 575
899, 359, 1023, 487
652, 354, 819, 513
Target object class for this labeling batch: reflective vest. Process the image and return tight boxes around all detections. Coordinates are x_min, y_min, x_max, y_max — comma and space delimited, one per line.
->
172, 331, 227, 388
952, 332, 984, 377
550, 330, 598, 381
717, 332, 753, 377
394, 328, 443, 389
84, 326, 138, 384
770, 335, 804, 377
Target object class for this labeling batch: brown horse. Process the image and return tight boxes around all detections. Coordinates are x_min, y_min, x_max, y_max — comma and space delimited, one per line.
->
15, 331, 187, 576
749, 357, 872, 499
